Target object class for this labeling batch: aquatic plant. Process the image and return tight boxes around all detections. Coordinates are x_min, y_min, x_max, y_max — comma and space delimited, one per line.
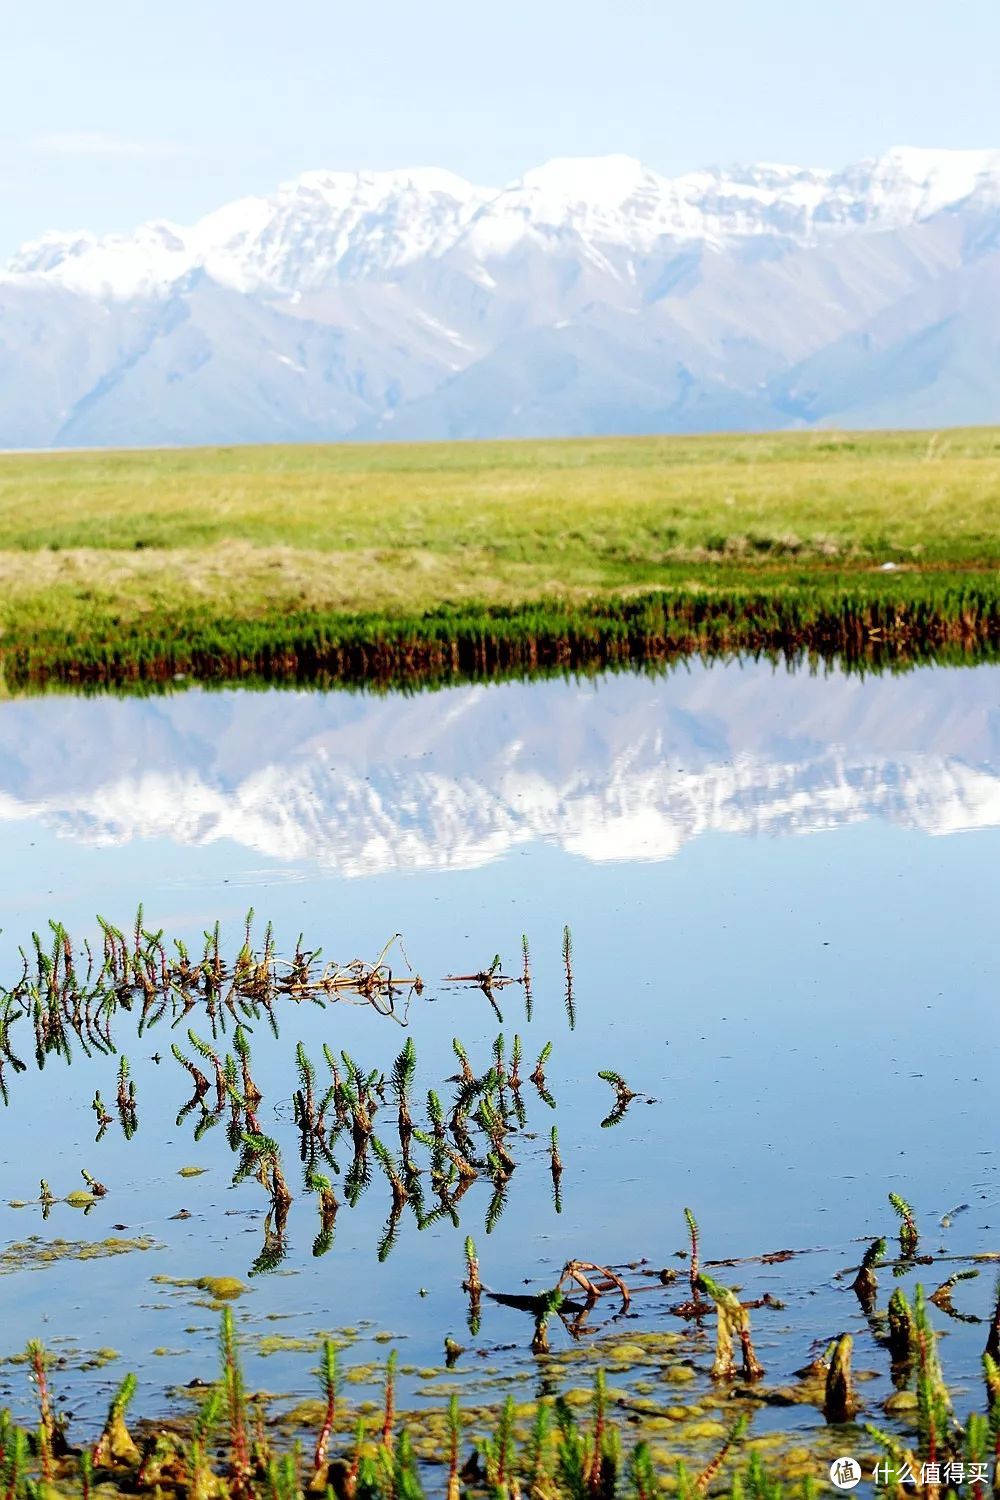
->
463, 1235, 482, 1336
476, 1393, 517, 1495
80, 1167, 107, 1198
682, 1415, 749, 1498
485, 1171, 509, 1234
479, 1252, 631, 1356
371, 1140, 412, 1260
445, 1394, 461, 1500
684, 1208, 702, 1304
509, 1034, 526, 1128
597, 1069, 636, 1129
985, 1278, 1000, 1370
929, 1269, 979, 1323
521, 934, 533, 1022
823, 1334, 857, 1423
381, 1348, 398, 1450
696, 1273, 764, 1381
392, 1036, 417, 1159
117, 1054, 138, 1138
549, 1369, 626, 1500
311, 1339, 339, 1485
550, 1125, 563, 1213
850, 1235, 887, 1315
220, 1304, 251, 1488
92, 1373, 140, 1468
531, 1040, 556, 1108
865, 1287, 967, 1496
889, 1192, 919, 1259
562, 925, 576, 1030
0, 909, 644, 1275
0, 915, 423, 1115
27, 1339, 57, 1482
887, 1284, 917, 1365
443, 953, 517, 1023
305, 1167, 339, 1258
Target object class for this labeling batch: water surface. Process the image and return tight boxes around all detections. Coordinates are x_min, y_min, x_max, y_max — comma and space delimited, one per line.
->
0, 661, 998, 1455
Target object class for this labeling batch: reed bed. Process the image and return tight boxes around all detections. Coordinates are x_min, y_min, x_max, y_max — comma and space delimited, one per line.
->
4, 582, 1000, 693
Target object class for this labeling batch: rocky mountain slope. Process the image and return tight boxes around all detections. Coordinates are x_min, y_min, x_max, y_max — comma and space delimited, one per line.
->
3, 147, 1000, 445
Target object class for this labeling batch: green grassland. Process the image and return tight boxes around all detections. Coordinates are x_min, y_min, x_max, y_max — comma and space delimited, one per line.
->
1, 427, 998, 689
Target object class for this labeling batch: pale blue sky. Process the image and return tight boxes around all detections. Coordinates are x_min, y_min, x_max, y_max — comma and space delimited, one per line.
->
1, 0, 998, 257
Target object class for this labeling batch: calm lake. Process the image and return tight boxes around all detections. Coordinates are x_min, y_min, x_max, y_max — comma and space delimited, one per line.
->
1, 659, 998, 1458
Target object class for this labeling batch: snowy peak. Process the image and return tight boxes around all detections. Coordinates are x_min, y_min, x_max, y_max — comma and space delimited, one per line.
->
194, 166, 493, 292
3, 166, 494, 300
838, 145, 1000, 225
7, 147, 1000, 302
519, 154, 650, 197
453, 146, 1000, 264
6, 219, 196, 299
458, 155, 684, 258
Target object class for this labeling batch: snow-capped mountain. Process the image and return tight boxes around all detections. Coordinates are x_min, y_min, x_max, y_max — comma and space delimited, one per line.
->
3, 146, 1000, 445
7, 167, 494, 299
0, 663, 997, 876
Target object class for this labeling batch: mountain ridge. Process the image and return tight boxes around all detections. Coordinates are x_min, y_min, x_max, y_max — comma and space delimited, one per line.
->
9, 146, 1000, 298
2, 146, 1000, 446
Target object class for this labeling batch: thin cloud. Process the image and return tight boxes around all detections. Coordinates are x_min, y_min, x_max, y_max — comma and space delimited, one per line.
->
30, 130, 190, 160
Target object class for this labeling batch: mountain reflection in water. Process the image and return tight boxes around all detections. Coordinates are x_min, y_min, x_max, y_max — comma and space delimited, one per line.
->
0, 661, 998, 874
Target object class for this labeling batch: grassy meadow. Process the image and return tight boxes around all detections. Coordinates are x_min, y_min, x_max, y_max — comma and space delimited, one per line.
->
1, 427, 999, 688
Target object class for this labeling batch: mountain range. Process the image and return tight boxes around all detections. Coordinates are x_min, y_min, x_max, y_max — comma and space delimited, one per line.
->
3, 146, 1000, 447
1, 663, 997, 876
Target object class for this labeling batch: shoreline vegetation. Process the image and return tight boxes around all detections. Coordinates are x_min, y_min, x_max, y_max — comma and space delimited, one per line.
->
1, 428, 999, 692
4, 586, 1000, 694
1, 1284, 995, 1500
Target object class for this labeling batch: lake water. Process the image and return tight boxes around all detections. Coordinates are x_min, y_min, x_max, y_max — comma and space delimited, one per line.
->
1, 660, 998, 1464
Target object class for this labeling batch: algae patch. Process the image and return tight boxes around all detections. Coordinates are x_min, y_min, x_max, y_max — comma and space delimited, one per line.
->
64, 1191, 97, 1209
257, 1334, 322, 1357
0, 1235, 156, 1275
152, 1274, 248, 1301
